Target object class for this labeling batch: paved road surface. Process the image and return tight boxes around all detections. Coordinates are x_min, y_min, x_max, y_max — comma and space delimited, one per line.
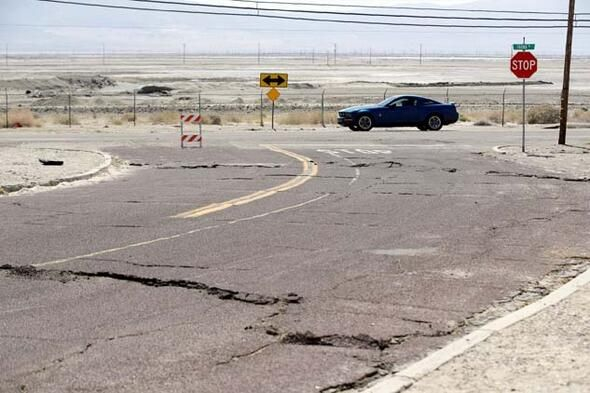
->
1, 127, 589, 392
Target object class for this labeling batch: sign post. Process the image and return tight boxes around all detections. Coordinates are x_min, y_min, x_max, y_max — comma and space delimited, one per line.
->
260, 73, 288, 131
510, 39, 537, 153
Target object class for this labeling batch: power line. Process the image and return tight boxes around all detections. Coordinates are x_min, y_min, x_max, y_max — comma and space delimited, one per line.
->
5, 22, 590, 35
122, 0, 585, 22
226, 0, 581, 16
36, 0, 588, 29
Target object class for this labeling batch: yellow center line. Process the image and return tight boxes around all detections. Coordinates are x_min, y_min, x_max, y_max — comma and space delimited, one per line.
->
32, 145, 319, 268
174, 144, 319, 219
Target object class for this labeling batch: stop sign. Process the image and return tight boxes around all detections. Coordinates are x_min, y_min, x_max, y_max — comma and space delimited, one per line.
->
511, 51, 538, 79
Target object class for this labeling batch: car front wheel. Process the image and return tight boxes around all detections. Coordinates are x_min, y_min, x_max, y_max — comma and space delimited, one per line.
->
356, 115, 373, 131
426, 114, 443, 131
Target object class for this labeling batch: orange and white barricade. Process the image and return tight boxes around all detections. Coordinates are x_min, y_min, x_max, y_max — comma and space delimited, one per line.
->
180, 113, 203, 148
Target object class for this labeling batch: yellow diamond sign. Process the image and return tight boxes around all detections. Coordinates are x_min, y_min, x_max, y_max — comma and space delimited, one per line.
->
266, 87, 281, 102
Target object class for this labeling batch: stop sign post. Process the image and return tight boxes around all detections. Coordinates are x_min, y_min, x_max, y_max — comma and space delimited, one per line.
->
511, 39, 537, 153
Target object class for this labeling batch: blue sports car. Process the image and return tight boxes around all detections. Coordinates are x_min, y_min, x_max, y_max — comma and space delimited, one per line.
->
337, 95, 459, 132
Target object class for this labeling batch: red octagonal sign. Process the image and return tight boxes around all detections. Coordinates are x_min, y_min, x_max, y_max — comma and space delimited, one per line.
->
511, 51, 538, 79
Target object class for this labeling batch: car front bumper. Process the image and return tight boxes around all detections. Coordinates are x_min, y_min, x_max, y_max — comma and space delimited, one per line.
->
337, 117, 354, 126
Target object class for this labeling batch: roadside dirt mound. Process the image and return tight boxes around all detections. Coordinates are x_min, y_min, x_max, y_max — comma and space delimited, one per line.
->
56, 74, 116, 90
348, 80, 553, 87
137, 85, 174, 95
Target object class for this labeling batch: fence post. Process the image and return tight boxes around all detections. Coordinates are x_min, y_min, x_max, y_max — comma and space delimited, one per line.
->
260, 90, 264, 127
198, 92, 202, 148
4, 88, 8, 128
501, 88, 506, 127
446, 88, 450, 103
383, 88, 388, 100
133, 89, 137, 127
321, 90, 326, 128
68, 93, 72, 128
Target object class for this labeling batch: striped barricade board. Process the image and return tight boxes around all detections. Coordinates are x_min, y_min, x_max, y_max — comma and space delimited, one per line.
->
180, 114, 202, 124
180, 113, 203, 148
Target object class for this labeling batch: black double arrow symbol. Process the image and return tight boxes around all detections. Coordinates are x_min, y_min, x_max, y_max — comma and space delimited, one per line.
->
262, 75, 286, 86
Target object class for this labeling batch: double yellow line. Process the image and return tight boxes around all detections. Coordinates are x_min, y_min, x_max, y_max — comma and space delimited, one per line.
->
174, 145, 318, 219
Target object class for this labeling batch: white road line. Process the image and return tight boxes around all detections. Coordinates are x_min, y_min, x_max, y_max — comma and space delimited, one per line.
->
342, 157, 360, 186
229, 194, 329, 224
32, 194, 329, 268
360, 262, 590, 393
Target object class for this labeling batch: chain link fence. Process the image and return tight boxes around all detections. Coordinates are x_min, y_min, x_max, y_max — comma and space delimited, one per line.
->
2, 87, 590, 128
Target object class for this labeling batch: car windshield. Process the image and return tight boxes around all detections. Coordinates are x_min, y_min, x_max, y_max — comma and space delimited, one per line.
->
377, 96, 401, 106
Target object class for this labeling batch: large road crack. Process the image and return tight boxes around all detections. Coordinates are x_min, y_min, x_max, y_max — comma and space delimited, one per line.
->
486, 170, 590, 182
85, 257, 210, 270
0, 264, 302, 306
214, 343, 275, 367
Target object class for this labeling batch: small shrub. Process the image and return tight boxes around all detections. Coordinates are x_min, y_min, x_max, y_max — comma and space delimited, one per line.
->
204, 115, 222, 125
278, 111, 337, 125
224, 113, 242, 124
110, 117, 124, 126
149, 111, 179, 125
121, 113, 135, 122
487, 111, 503, 124
5, 109, 41, 128
572, 108, 590, 123
527, 105, 560, 124
474, 120, 492, 126
50, 114, 80, 126
459, 113, 470, 122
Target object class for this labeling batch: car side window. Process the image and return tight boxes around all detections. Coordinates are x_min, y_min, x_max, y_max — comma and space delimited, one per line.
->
390, 98, 409, 108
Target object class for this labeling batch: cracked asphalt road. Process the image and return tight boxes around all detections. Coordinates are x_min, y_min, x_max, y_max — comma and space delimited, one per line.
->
1, 127, 589, 392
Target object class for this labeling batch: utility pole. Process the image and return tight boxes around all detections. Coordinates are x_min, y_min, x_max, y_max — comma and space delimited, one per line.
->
559, 0, 576, 145
369, 47, 372, 65
419, 44, 423, 65
4, 88, 8, 129
333, 43, 337, 65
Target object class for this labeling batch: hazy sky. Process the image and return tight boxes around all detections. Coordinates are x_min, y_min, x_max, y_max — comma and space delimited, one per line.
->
1, 0, 589, 55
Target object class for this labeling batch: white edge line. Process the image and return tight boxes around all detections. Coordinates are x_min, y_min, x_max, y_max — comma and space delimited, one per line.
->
32, 194, 329, 268
228, 194, 329, 224
360, 264, 590, 393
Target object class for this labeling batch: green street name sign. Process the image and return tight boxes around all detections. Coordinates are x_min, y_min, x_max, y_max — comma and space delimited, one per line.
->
513, 43, 536, 51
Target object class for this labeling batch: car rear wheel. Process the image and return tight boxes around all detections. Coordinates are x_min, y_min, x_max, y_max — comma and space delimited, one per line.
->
356, 115, 373, 131
426, 114, 443, 131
